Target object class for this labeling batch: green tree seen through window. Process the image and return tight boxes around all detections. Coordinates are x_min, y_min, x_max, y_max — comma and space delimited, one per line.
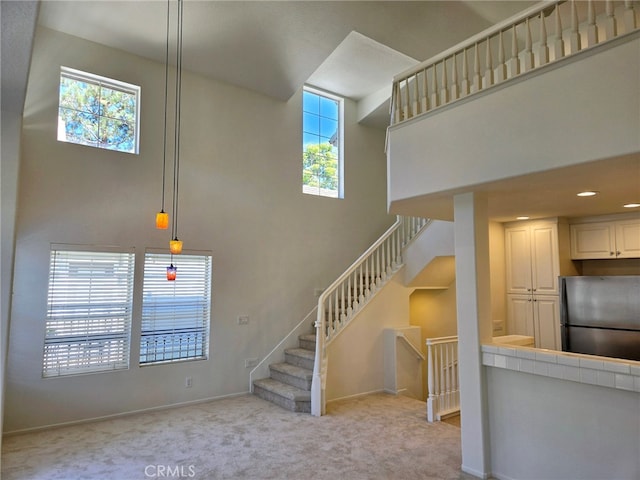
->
58, 67, 139, 154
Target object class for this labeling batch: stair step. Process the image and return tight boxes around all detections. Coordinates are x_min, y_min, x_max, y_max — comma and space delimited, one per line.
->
270, 362, 312, 390
253, 378, 311, 413
298, 333, 316, 351
285, 347, 315, 370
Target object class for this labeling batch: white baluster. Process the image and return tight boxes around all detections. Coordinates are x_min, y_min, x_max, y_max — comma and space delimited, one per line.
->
508, 24, 520, 78
604, 0, 617, 39
538, 11, 549, 66
421, 68, 429, 112
430, 65, 439, 108
570, 0, 581, 54
404, 77, 411, 118
495, 30, 507, 83
523, 17, 535, 71
553, 4, 565, 60
450, 54, 459, 100
484, 37, 494, 88
461, 48, 470, 96
413, 71, 420, 116
624, 0, 637, 33
472, 43, 482, 93
585, 0, 598, 47
440, 59, 449, 105
347, 274, 352, 316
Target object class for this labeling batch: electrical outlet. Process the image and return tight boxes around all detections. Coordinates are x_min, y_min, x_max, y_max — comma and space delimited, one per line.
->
245, 358, 258, 368
185, 376, 192, 388
237, 315, 250, 325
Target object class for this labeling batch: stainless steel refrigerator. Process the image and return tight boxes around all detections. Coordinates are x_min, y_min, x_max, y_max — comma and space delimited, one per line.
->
560, 276, 640, 361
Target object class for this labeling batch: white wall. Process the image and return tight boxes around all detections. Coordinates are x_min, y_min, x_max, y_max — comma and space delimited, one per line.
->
387, 35, 640, 208
487, 367, 640, 480
325, 271, 411, 401
4, 27, 393, 432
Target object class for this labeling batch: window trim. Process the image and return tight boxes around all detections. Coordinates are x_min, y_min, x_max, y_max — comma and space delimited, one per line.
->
43, 244, 135, 378
140, 249, 212, 366
302, 85, 344, 199
58, 66, 141, 154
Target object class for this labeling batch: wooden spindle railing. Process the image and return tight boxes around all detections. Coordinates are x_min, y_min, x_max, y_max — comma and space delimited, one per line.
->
310, 215, 430, 416
389, 0, 639, 126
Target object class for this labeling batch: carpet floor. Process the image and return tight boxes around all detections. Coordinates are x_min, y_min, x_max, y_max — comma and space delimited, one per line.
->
2, 392, 474, 480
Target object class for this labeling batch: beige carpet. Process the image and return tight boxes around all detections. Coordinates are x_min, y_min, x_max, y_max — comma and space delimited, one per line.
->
2, 392, 473, 480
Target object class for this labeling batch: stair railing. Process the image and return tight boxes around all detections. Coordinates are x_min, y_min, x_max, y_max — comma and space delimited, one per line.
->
389, 0, 639, 127
311, 215, 430, 416
426, 335, 460, 422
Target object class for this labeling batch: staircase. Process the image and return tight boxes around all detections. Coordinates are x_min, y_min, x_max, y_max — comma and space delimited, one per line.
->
253, 333, 316, 412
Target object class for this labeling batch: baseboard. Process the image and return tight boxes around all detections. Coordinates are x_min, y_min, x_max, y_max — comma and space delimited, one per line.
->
461, 464, 491, 479
3, 391, 250, 436
326, 389, 385, 405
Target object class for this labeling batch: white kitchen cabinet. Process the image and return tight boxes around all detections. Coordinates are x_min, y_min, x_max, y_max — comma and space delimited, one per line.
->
505, 221, 560, 295
570, 219, 640, 259
506, 294, 560, 350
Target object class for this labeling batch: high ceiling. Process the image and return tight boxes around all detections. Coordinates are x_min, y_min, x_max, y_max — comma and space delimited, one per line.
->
3, 1, 638, 221
35, 0, 536, 127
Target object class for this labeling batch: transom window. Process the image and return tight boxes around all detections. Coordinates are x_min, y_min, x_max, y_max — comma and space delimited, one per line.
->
302, 87, 344, 198
140, 251, 212, 365
58, 67, 140, 154
43, 247, 135, 377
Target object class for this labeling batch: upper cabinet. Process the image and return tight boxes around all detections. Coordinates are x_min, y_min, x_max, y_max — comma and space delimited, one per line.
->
570, 218, 640, 260
505, 220, 561, 295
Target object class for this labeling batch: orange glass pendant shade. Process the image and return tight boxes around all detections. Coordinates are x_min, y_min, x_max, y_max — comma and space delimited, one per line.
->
166, 264, 177, 281
156, 211, 169, 229
169, 238, 183, 254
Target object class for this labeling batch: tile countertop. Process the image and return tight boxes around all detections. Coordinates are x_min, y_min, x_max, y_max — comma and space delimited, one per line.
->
482, 343, 640, 393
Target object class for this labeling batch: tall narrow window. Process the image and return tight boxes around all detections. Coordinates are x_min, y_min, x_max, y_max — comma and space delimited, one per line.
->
302, 87, 343, 198
141, 251, 212, 365
43, 247, 135, 377
58, 67, 140, 154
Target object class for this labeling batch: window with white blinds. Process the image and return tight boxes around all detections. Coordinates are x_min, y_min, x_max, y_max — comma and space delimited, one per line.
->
141, 252, 212, 365
43, 248, 135, 377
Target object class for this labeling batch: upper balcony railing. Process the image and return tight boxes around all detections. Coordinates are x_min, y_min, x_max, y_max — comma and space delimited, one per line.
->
390, 0, 639, 127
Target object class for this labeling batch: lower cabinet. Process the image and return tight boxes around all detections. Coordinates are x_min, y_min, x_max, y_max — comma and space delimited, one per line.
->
506, 294, 560, 350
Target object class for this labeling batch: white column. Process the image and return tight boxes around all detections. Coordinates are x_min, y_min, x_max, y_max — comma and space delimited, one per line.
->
454, 192, 492, 478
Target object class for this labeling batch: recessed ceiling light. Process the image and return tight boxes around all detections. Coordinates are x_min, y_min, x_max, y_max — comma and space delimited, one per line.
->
517, 216, 530, 220
577, 191, 598, 197
623, 203, 640, 208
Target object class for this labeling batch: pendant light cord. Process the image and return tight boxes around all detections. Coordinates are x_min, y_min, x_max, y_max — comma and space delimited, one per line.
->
171, 0, 184, 240
160, 0, 170, 213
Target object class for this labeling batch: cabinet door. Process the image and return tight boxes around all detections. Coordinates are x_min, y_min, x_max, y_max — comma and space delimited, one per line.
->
506, 294, 535, 338
533, 295, 560, 350
615, 220, 640, 258
505, 226, 532, 294
570, 222, 615, 259
530, 223, 560, 295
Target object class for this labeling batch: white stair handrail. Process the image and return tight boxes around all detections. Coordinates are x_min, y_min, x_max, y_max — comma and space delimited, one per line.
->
311, 215, 430, 416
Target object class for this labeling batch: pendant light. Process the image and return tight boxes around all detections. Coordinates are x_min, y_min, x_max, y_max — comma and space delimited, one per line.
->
169, 0, 184, 256
155, 0, 171, 230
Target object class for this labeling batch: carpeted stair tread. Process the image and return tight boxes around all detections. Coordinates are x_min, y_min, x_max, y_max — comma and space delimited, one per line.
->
299, 333, 316, 343
253, 378, 311, 402
270, 362, 312, 381
298, 333, 316, 351
285, 347, 315, 360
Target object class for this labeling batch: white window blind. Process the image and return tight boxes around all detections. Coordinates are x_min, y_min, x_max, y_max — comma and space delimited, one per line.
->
43, 248, 134, 377
141, 252, 212, 365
